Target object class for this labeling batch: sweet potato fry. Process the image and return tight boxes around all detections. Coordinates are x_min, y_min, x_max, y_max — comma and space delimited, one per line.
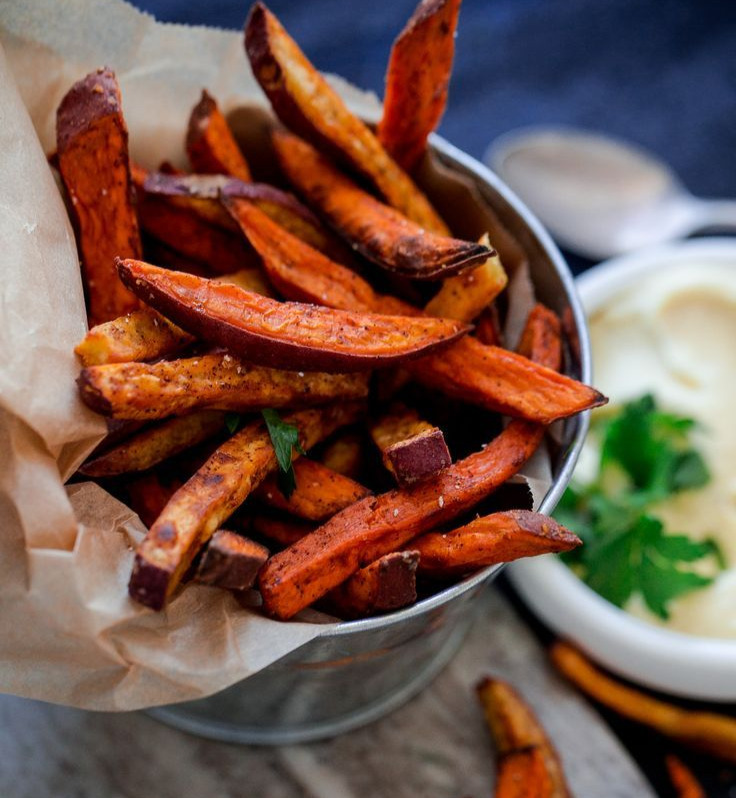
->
255, 458, 371, 521
327, 550, 419, 619
223, 196, 419, 314
475, 304, 504, 347
143, 170, 351, 260
129, 402, 362, 609
407, 336, 605, 424
319, 431, 364, 480
195, 530, 269, 591
477, 677, 570, 798
665, 756, 705, 798
550, 642, 736, 763
424, 234, 508, 322
74, 268, 272, 367
126, 473, 181, 529
75, 308, 193, 367
220, 193, 601, 420
245, 2, 449, 234
369, 402, 451, 488
258, 417, 544, 619
413, 510, 581, 577
251, 513, 314, 547
137, 195, 257, 274
56, 67, 141, 324
378, 0, 461, 172
78, 354, 369, 420
79, 410, 226, 477
517, 304, 563, 372
272, 132, 490, 280
186, 90, 252, 181
117, 259, 469, 373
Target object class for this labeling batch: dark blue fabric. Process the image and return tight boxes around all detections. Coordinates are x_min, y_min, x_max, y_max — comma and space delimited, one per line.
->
136, 0, 736, 200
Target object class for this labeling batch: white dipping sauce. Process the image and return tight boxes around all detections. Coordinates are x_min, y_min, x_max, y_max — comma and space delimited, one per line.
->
585, 261, 736, 638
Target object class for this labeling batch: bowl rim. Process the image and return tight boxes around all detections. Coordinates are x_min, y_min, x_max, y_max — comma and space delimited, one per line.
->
510, 236, 736, 700
320, 133, 593, 639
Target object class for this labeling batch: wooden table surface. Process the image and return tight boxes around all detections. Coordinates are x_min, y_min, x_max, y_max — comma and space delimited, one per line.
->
0, 587, 656, 798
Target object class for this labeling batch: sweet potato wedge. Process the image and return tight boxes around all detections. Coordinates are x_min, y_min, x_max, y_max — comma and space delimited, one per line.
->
327, 550, 419, 619
255, 458, 371, 521
117, 259, 469, 373
517, 304, 563, 372
75, 308, 194, 367
319, 431, 364, 480
79, 410, 226, 477
74, 268, 272, 366
126, 473, 181, 529
369, 402, 451, 488
220, 196, 601, 420
56, 67, 141, 324
224, 196, 419, 314
251, 513, 314, 547
550, 643, 736, 763
424, 234, 508, 322
413, 510, 581, 577
244, 2, 449, 234
666, 756, 705, 798
143, 171, 352, 261
258, 417, 545, 619
477, 677, 570, 798
78, 354, 369, 420
272, 132, 490, 280
378, 0, 461, 172
186, 90, 252, 181
129, 402, 362, 609
407, 336, 605, 424
195, 530, 269, 591
137, 195, 257, 274
475, 304, 504, 347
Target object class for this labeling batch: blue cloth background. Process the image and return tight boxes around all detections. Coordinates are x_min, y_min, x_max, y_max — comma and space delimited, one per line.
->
132, 1, 736, 792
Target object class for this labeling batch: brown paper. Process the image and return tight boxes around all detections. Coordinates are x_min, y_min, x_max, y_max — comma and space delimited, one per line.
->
0, 0, 551, 711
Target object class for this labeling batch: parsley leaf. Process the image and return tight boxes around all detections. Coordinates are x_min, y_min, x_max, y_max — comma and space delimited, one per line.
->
261, 409, 305, 499
225, 412, 242, 435
558, 394, 722, 619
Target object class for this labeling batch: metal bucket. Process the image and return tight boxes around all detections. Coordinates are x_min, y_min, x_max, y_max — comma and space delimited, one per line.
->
148, 136, 592, 745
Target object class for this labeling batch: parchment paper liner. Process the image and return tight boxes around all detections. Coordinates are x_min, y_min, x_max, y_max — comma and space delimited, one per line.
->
0, 0, 552, 710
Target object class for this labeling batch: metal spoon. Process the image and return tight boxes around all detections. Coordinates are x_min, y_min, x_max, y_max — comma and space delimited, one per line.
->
486, 126, 736, 260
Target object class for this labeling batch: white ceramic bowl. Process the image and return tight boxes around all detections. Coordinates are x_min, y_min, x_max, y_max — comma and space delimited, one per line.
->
509, 237, 736, 701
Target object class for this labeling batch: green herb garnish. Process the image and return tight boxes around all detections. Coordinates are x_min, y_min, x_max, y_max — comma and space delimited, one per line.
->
560, 394, 722, 619
224, 412, 242, 435
261, 409, 305, 498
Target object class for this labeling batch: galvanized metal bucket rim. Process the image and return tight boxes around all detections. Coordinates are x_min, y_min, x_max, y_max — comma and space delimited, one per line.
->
315, 133, 593, 641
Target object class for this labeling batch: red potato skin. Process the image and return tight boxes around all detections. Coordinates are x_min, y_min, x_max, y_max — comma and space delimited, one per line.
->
272, 132, 490, 280
195, 530, 269, 591
258, 418, 545, 619
186, 89, 252, 181
378, 0, 462, 172
117, 259, 470, 373
244, 2, 449, 234
56, 67, 141, 325
413, 510, 581, 577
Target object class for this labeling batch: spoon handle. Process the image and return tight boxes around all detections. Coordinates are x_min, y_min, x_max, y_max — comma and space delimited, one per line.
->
695, 198, 736, 231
